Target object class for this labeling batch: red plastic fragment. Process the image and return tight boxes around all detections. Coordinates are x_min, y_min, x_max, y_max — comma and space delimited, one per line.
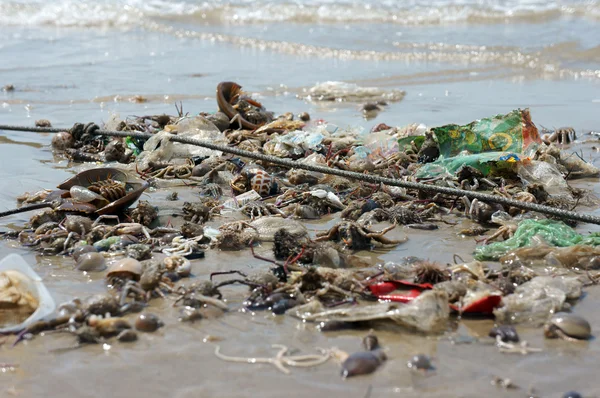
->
369, 280, 502, 315
449, 295, 502, 315
376, 289, 423, 303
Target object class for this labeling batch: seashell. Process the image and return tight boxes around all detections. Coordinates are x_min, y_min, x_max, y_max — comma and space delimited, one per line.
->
72, 245, 98, 262
0, 253, 56, 333
135, 313, 164, 332
341, 350, 386, 378
407, 354, 434, 371
51, 131, 74, 150
562, 392, 583, 398
76, 252, 106, 272
69, 185, 109, 208
248, 169, 277, 197
117, 329, 138, 342
544, 312, 592, 340
489, 325, 519, 343
106, 258, 143, 280
93, 236, 122, 251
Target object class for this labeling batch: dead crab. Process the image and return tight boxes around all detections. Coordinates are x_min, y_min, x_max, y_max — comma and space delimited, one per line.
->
477, 212, 520, 245
142, 159, 195, 180
29, 209, 65, 229
357, 205, 423, 227
455, 165, 497, 191
197, 183, 223, 198
214, 221, 259, 250
173, 282, 227, 310
129, 200, 158, 227
462, 197, 503, 224
240, 201, 286, 220
493, 188, 537, 216
315, 221, 406, 250
182, 200, 219, 224
121, 261, 174, 302
277, 188, 345, 215
541, 126, 576, 145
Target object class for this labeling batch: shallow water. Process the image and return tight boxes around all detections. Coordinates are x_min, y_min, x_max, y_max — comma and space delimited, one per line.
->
1, 0, 600, 396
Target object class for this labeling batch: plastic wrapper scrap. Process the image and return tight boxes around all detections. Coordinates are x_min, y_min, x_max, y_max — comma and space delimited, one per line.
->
432, 108, 542, 158
494, 276, 583, 325
136, 116, 225, 170
475, 219, 600, 261
291, 290, 449, 333
367, 280, 501, 315
415, 151, 522, 179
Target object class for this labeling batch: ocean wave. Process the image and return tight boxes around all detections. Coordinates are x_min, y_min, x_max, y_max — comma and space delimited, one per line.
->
0, 0, 598, 27
139, 20, 600, 80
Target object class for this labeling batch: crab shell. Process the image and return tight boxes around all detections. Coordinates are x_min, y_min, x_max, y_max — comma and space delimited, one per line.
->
57, 167, 149, 215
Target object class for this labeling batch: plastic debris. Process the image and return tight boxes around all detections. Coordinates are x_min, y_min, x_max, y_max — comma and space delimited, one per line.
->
300, 81, 406, 103
137, 116, 226, 170
517, 160, 572, 201
221, 190, 262, 210
432, 108, 542, 158
0, 253, 56, 333
368, 280, 501, 314
292, 290, 449, 333
475, 219, 600, 261
494, 276, 583, 325
416, 151, 521, 179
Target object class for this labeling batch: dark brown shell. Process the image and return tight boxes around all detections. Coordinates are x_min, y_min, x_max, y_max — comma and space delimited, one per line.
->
57, 168, 149, 215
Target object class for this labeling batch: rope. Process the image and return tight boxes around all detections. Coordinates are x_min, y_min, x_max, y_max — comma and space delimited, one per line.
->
2, 123, 600, 225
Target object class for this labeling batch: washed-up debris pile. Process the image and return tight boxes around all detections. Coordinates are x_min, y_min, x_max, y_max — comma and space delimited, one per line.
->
1, 81, 597, 396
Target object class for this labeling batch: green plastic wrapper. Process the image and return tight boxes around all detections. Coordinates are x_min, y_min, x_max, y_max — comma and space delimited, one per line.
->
433, 108, 541, 158
414, 151, 521, 179
474, 219, 600, 261
125, 136, 143, 156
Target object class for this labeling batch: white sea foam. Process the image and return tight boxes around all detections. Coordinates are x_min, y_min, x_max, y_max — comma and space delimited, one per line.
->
0, 0, 598, 27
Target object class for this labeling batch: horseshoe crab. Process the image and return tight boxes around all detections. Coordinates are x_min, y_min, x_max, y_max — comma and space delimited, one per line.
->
57, 167, 149, 215
0, 253, 56, 333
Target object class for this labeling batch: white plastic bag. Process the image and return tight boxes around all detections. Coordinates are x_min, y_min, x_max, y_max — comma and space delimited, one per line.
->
0, 253, 56, 333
